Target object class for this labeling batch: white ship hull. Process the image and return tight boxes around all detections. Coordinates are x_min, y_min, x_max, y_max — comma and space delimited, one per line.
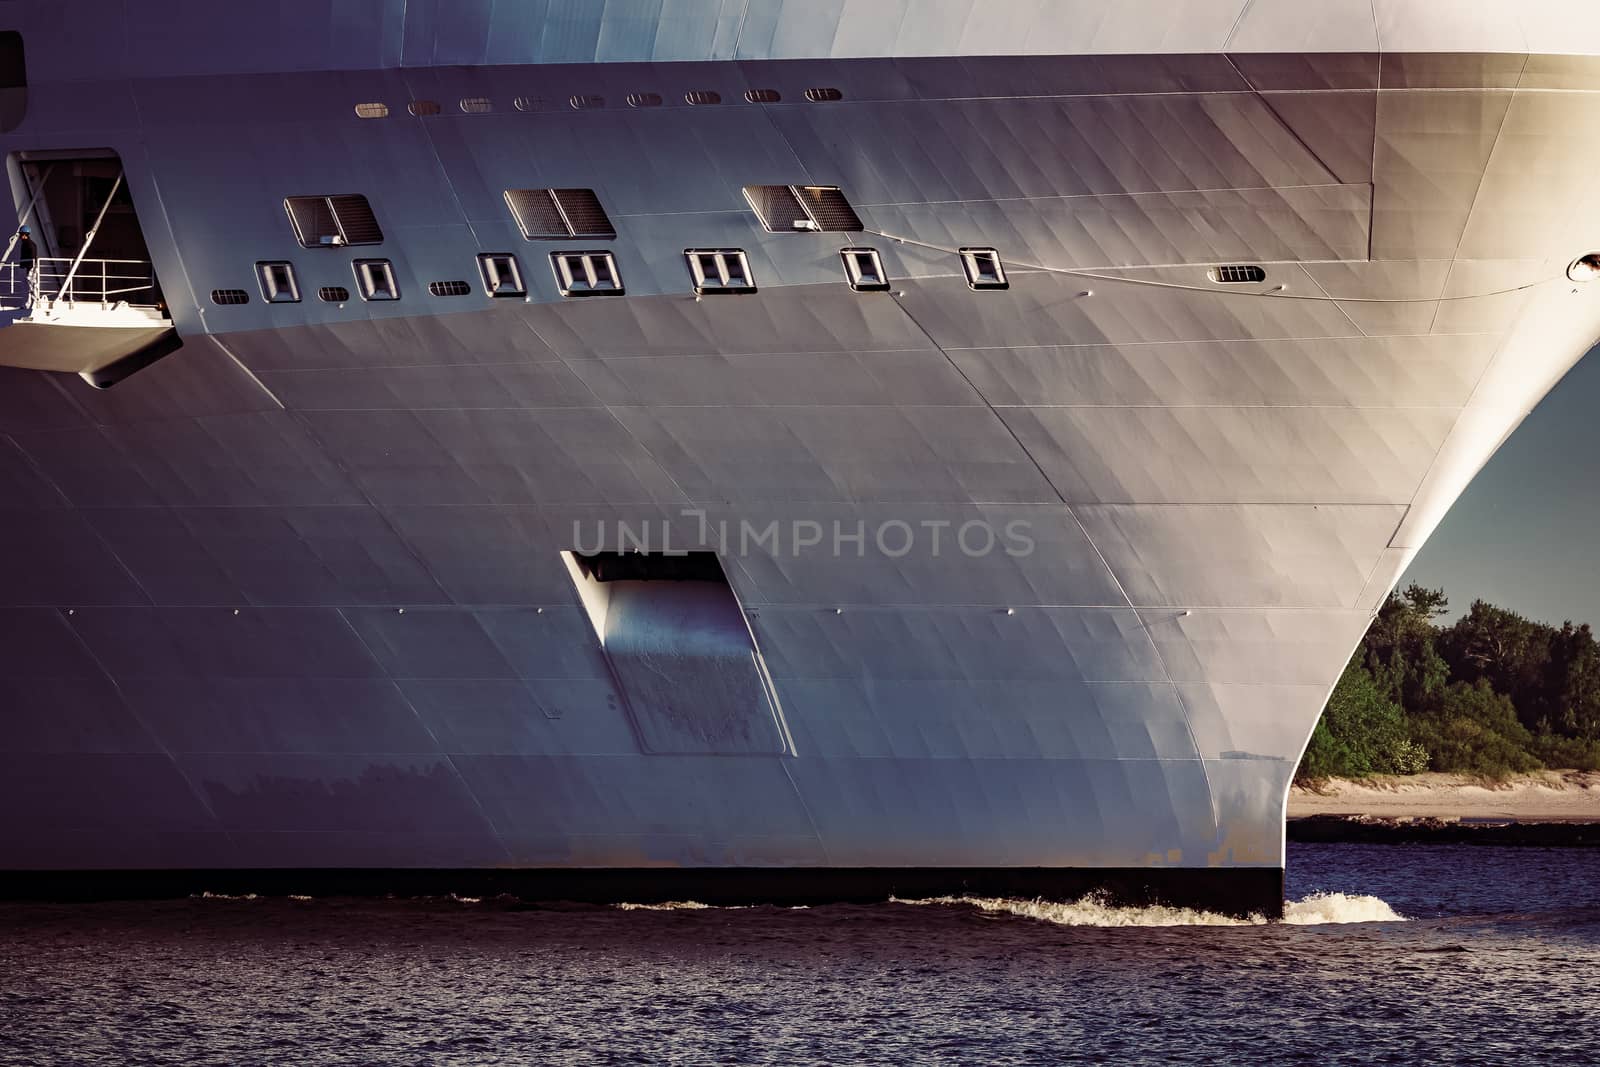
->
2, 1, 1599, 914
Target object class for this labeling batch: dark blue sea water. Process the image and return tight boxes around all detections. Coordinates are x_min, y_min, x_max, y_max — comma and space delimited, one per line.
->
2, 844, 1597, 1066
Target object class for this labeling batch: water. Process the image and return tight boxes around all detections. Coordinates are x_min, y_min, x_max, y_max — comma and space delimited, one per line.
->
2, 844, 1597, 1065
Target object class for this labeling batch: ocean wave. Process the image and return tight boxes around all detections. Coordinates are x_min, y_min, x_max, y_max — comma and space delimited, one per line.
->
893, 891, 1406, 927
1281, 891, 1407, 925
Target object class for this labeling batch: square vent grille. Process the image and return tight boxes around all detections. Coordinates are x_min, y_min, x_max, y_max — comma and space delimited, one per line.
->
285, 194, 383, 248
505, 188, 616, 240
744, 185, 863, 233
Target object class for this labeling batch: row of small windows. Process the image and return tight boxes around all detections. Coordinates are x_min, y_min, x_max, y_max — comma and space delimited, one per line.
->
210, 245, 1011, 308
353, 86, 840, 118
282, 185, 860, 252
279, 186, 1266, 292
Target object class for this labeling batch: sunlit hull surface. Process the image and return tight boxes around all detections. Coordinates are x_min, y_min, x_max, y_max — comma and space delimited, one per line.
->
2, 2, 1599, 915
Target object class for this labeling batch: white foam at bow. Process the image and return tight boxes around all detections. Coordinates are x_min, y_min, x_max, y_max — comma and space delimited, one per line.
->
893, 891, 1406, 927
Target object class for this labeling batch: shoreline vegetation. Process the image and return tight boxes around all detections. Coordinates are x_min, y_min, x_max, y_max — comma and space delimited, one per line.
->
1295, 586, 1600, 787
1289, 770, 1600, 822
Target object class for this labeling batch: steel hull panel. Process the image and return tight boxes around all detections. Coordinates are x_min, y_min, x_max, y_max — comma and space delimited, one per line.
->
1, 28, 1599, 912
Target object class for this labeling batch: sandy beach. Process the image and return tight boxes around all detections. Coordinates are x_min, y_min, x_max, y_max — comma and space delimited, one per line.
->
1289, 771, 1600, 822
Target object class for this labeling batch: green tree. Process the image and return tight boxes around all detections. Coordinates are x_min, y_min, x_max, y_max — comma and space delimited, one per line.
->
1438, 600, 1552, 730
1405, 680, 1542, 777
1297, 661, 1428, 781
1543, 622, 1600, 741
1364, 585, 1450, 710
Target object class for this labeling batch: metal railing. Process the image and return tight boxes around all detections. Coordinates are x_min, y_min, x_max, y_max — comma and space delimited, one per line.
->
0, 260, 24, 309
33, 256, 160, 308
1, 256, 160, 311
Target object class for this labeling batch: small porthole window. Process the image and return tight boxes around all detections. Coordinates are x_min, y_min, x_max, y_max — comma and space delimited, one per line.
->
627, 92, 663, 108
255, 261, 301, 303
318, 285, 350, 303
428, 280, 473, 297
408, 100, 441, 117
477, 253, 526, 298
686, 90, 722, 106
960, 248, 1008, 291
1568, 254, 1600, 282
210, 289, 249, 306
513, 95, 541, 112
745, 88, 781, 104
459, 97, 493, 114
570, 94, 604, 110
1209, 265, 1267, 284
353, 259, 400, 301
840, 248, 889, 293
551, 251, 624, 297
685, 249, 756, 295
804, 87, 843, 103
354, 102, 389, 119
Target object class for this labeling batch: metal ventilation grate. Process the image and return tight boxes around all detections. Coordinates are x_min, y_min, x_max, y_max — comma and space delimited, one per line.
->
804, 87, 843, 102
744, 186, 810, 232
210, 289, 249, 305
745, 88, 781, 103
796, 186, 862, 232
627, 92, 663, 108
318, 286, 350, 303
285, 194, 383, 248
459, 97, 492, 114
504, 189, 568, 239
408, 100, 441, 116
1210, 265, 1267, 284
744, 185, 862, 233
328, 195, 382, 244
354, 102, 389, 119
513, 95, 541, 112
552, 188, 617, 239
505, 188, 616, 240
428, 280, 473, 296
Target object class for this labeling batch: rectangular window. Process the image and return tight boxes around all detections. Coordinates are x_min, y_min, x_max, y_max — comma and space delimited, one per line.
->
504, 188, 616, 240
686, 249, 755, 295
255, 261, 300, 303
960, 247, 1009, 291
352, 259, 399, 300
840, 248, 889, 292
743, 185, 862, 233
477, 253, 526, 298
551, 251, 624, 297
284, 194, 383, 248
